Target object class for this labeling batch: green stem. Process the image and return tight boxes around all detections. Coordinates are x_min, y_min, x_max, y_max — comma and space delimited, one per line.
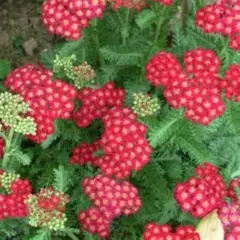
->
92, 20, 104, 69
182, 0, 188, 28
94, 33, 104, 68
153, 8, 166, 44
116, 11, 124, 26
197, 0, 204, 8
123, 9, 130, 45
0, 132, 7, 142
139, 7, 166, 83
2, 128, 14, 170
8, 128, 14, 145
12, 132, 22, 146
139, 64, 146, 84
82, 37, 86, 61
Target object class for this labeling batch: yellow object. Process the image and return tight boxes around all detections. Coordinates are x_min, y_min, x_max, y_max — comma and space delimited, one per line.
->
196, 210, 224, 240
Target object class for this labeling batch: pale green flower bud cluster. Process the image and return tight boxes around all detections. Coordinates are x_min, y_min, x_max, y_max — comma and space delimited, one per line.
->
53, 55, 96, 89
72, 61, 96, 89
0, 172, 20, 193
26, 195, 45, 227
53, 54, 76, 80
46, 214, 67, 231
132, 92, 160, 117
26, 187, 69, 231
14, 116, 37, 135
0, 92, 36, 135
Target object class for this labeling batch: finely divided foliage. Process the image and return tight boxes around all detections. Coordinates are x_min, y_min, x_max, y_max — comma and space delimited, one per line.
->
1, 0, 240, 239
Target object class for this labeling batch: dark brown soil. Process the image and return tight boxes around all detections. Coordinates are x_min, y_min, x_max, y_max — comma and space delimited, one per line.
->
0, 0, 54, 68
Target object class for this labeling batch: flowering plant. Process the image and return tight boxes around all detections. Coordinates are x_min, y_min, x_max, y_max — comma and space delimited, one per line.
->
1, 0, 240, 239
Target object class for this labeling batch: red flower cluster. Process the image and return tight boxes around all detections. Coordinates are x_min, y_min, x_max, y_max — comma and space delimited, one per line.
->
174, 162, 227, 217
72, 82, 125, 128
71, 85, 150, 235
218, 202, 240, 230
26, 187, 69, 230
37, 187, 69, 212
225, 226, 240, 240
195, 0, 240, 51
71, 107, 152, 178
78, 175, 142, 238
78, 207, 111, 238
143, 223, 200, 240
221, 65, 240, 102
5, 64, 77, 143
0, 173, 32, 219
0, 138, 5, 159
146, 48, 226, 125
218, 202, 240, 240
70, 140, 100, 166
155, 0, 173, 6
99, 107, 152, 178
146, 51, 185, 88
41, 0, 106, 40
217, 176, 240, 239
228, 177, 240, 201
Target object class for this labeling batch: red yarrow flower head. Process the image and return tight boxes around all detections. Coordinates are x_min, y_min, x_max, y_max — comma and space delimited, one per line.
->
71, 107, 152, 179
26, 187, 69, 230
174, 162, 227, 217
70, 140, 101, 166
218, 202, 240, 231
226, 231, 240, 240
195, 0, 240, 51
99, 107, 152, 178
146, 48, 225, 125
79, 174, 142, 238
154, 0, 173, 6
78, 207, 111, 238
11, 179, 32, 198
218, 202, 240, 240
143, 223, 200, 240
195, 162, 219, 177
36, 187, 69, 212
72, 82, 125, 128
82, 175, 142, 219
71, 82, 151, 179
41, 0, 107, 40
5, 64, 77, 143
221, 65, 240, 102
0, 172, 32, 220
228, 177, 240, 201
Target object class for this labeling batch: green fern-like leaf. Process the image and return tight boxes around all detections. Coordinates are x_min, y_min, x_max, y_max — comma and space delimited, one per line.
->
225, 100, 240, 135
135, 9, 157, 30
58, 38, 84, 56
0, 60, 11, 80
97, 65, 119, 85
11, 149, 31, 166
29, 230, 51, 240
53, 165, 71, 192
176, 134, 217, 164
53, 228, 80, 240
100, 46, 143, 66
148, 109, 184, 148
186, 18, 221, 50
171, 26, 190, 58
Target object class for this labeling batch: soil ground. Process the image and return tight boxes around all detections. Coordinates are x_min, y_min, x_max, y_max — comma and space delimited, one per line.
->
0, 0, 54, 68
0, 0, 216, 68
